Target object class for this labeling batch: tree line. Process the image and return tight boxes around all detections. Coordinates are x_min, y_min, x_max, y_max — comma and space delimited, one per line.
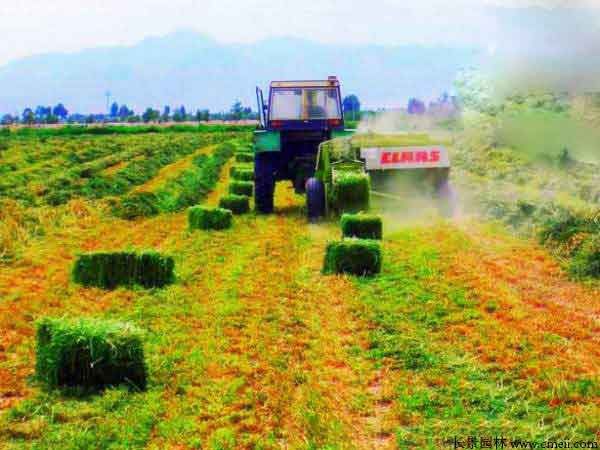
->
0, 100, 257, 126
2, 95, 364, 125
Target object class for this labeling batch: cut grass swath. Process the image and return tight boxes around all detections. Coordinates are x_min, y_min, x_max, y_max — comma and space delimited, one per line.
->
113, 141, 237, 219
113, 192, 160, 220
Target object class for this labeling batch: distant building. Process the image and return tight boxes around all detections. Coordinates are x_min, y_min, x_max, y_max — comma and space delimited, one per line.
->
428, 92, 460, 118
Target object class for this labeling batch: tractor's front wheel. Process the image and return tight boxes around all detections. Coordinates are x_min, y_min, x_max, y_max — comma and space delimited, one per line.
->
306, 177, 325, 222
254, 152, 276, 214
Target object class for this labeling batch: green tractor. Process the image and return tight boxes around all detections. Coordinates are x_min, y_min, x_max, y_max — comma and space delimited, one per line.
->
254, 77, 453, 220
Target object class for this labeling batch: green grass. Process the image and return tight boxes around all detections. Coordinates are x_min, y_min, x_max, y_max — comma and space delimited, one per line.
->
351, 229, 599, 445
113, 192, 160, 220
2, 124, 598, 449
113, 141, 238, 218
0, 131, 247, 207
7, 124, 255, 138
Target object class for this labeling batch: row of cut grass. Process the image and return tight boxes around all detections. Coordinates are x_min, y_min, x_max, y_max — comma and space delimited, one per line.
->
112, 140, 240, 219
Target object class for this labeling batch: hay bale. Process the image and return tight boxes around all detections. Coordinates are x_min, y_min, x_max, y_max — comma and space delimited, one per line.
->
330, 172, 370, 214
340, 213, 382, 240
235, 152, 254, 163
323, 239, 382, 276
219, 194, 250, 215
72, 251, 174, 289
188, 206, 233, 231
36, 317, 147, 391
229, 181, 254, 197
229, 164, 253, 177
231, 167, 254, 181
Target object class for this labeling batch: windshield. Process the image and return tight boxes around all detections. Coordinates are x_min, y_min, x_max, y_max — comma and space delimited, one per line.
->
270, 88, 341, 120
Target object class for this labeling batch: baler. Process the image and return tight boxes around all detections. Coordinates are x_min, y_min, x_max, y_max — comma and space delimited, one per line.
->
253, 77, 453, 220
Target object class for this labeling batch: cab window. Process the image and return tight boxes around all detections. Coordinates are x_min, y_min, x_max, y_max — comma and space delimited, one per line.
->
270, 88, 341, 120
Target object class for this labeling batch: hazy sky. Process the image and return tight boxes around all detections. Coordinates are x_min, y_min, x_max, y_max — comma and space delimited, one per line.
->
1, 0, 599, 67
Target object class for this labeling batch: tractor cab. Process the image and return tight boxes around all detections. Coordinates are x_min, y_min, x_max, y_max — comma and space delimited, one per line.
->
254, 77, 353, 214
258, 77, 344, 131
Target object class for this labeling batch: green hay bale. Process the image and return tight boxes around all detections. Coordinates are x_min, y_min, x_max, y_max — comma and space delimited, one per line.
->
229, 163, 253, 177
330, 172, 370, 214
340, 213, 382, 240
72, 251, 174, 290
229, 181, 254, 197
231, 168, 254, 181
36, 317, 147, 391
235, 152, 254, 163
219, 194, 250, 215
188, 206, 233, 231
323, 239, 382, 276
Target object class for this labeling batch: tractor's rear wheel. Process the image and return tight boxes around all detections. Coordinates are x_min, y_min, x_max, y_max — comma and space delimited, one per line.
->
254, 152, 276, 214
306, 177, 325, 222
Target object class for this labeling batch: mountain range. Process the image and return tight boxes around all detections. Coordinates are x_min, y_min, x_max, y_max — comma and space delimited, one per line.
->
0, 31, 481, 114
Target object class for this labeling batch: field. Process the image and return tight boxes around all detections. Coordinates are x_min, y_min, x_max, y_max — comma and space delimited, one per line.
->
0, 124, 599, 449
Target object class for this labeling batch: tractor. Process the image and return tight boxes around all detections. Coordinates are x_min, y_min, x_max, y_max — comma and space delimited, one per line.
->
254, 77, 453, 220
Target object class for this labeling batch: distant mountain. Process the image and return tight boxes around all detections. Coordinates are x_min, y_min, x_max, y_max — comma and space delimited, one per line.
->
0, 30, 482, 114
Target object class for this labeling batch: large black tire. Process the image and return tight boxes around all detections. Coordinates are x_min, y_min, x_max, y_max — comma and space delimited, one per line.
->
254, 152, 276, 214
306, 177, 325, 222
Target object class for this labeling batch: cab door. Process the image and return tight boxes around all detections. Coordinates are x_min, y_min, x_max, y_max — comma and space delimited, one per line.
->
256, 86, 267, 128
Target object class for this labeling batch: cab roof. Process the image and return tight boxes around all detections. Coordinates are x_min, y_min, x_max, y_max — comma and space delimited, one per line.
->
270, 78, 340, 89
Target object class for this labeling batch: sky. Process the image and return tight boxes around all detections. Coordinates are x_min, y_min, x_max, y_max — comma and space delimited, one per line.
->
1, 0, 599, 68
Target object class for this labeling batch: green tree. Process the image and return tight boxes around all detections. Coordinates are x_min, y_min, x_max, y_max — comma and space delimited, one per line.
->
142, 108, 159, 123
110, 102, 119, 118
46, 114, 59, 124
22, 109, 35, 125
230, 101, 243, 120
342, 95, 361, 121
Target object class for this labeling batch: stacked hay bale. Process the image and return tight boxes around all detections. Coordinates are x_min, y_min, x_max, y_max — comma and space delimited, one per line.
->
217, 147, 254, 216
323, 239, 382, 276
230, 166, 254, 182
340, 213, 382, 240
330, 172, 370, 214
219, 194, 250, 215
36, 317, 147, 391
323, 213, 383, 276
235, 152, 254, 163
188, 206, 233, 231
73, 251, 174, 289
229, 181, 253, 197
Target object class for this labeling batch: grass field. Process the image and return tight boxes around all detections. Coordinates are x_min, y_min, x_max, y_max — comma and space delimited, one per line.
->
0, 127, 599, 449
